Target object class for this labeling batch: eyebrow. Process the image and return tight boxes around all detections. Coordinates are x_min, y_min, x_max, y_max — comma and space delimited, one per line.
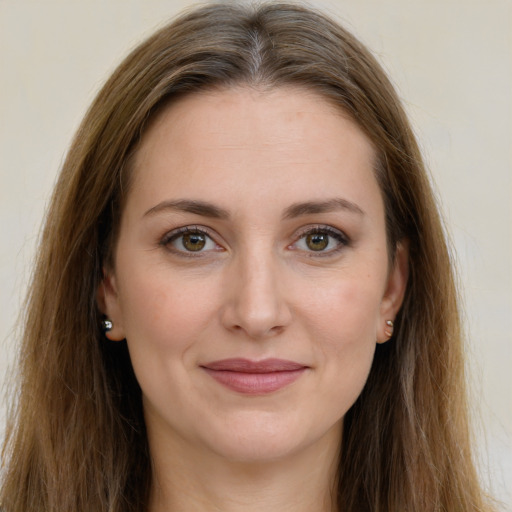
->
143, 197, 364, 220
282, 198, 365, 219
143, 199, 230, 219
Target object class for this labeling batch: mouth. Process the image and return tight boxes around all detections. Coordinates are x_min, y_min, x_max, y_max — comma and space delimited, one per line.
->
200, 358, 308, 395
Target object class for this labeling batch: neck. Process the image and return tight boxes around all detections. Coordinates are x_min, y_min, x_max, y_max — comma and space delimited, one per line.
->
147, 426, 341, 512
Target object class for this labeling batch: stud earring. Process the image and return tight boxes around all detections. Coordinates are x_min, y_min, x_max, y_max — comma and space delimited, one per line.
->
384, 319, 394, 339
101, 319, 113, 333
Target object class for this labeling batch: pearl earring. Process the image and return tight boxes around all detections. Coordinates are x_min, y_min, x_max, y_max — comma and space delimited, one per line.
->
101, 319, 113, 333
384, 319, 394, 339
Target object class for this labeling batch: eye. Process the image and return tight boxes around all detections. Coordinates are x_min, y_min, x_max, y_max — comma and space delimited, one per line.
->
161, 227, 220, 254
292, 226, 348, 255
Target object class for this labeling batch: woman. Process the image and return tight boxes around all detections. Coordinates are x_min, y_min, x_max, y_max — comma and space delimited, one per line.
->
0, 2, 494, 511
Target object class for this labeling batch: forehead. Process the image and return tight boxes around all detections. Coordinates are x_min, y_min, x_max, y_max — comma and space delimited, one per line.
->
137, 86, 374, 155
128, 86, 380, 216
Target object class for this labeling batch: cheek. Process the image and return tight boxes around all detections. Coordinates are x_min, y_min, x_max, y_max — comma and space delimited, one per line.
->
117, 263, 222, 356
116, 268, 224, 417
300, 272, 383, 343
297, 275, 382, 407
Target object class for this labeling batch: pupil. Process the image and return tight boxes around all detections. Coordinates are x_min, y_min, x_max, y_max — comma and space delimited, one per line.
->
306, 233, 328, 251
182, 233, 206, 251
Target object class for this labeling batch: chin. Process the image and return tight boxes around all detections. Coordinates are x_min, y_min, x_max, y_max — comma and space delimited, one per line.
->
210, 435, 307, 464
201, 411, 341, 464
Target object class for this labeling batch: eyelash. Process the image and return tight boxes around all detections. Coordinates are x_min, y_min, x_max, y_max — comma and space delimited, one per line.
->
290, 225, 350, 257
159, 226, 220, 257
159, 225, 350, 257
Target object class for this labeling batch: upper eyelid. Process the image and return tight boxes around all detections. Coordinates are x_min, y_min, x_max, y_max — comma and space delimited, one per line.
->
161, 225, 215, 243
293, 224, 348, 241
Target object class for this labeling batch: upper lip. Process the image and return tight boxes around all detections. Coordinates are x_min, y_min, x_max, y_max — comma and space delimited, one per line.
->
201, 358, 307, 373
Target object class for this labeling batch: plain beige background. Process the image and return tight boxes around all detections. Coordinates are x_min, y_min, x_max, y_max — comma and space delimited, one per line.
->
1, 0, 511, 508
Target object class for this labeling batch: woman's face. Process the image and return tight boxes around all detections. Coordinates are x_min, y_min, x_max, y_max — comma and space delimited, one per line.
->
101, 87, 407, 463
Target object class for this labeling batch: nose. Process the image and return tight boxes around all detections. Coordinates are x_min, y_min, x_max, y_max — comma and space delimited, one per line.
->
220, 250, 292, 339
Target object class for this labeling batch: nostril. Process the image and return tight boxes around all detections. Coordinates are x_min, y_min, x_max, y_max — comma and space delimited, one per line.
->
227, 321, 286, 339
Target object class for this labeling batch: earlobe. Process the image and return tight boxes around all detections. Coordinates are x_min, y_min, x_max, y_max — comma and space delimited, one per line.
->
377, 241, 409, 344
97, 270, 126, 341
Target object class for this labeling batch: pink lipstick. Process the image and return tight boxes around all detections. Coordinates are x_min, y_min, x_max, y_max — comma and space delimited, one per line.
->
201, 358, 307, 394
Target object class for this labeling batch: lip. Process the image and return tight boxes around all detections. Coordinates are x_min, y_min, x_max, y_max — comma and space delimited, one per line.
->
201, 358, 308, 395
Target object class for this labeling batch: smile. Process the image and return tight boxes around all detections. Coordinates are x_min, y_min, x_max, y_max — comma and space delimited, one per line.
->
201, 358, 308, 395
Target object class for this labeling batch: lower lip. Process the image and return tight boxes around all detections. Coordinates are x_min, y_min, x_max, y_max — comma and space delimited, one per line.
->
202, 368, 306, 394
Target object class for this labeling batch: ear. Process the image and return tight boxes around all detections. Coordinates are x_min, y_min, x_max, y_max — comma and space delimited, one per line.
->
377, 240, 409, 344
97, 268, 126, 341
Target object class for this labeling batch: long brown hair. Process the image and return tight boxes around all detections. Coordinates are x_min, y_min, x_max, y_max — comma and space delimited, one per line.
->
1, 3, 493, 511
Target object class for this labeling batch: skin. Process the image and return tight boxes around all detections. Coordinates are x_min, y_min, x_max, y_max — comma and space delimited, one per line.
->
100, 87, 408, 512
